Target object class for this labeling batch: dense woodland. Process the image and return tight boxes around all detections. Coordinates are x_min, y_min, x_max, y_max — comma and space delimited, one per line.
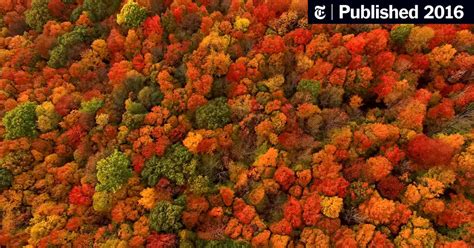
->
0, 0, 473, 247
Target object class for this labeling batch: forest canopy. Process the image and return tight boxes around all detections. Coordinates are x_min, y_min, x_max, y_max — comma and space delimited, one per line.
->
0, 0, 473, 247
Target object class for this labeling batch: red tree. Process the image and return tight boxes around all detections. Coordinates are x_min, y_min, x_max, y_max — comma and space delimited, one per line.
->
407, 134, 455, 169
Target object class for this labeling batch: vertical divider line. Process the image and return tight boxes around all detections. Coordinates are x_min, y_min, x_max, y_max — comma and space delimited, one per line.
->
331, 4, 334, 20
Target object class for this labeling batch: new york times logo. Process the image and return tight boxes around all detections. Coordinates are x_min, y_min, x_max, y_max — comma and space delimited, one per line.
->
314, 5, 326, 20
308, 0, 473, 24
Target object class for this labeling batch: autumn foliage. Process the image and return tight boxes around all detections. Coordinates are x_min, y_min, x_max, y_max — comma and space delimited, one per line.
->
0, 0, 473, 247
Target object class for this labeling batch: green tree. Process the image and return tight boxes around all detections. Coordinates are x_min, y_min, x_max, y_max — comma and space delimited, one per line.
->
196, 240, 251, 248
188, 175, 212, 195
121, 99, 147, 129
92, 191, 113, 212
80, 98, 104, 114
0, 168, 13, 191
117, 0, 148, 28
95, 150, 132, 192
149, 201, 183, 233
2, 102, 38, 139
390, 24, 414, 45
71, 0, 121, 22
25, 0, 53, 31
195, 97, 231, 130
48, 27, 89, 68
141, 144, 195, 186
137, 86, 163, 110
296, 80, 321, 104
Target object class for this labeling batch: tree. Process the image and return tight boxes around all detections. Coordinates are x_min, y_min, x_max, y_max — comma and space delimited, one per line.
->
302, 193, 321, 225
394, 215, 436, 248
320, 196, 343, 218
226, 62, 246, 83
359, 193, 396, 225
274, 166, 295, 190
3, 102, 38, 140
390, 24, 414, 45
258, 35, 286, 54
300, 228, 330, 247
365, 156, 393, 182
117, 0, 148, 28
319, 86, 344, 108
25, 0, 53, 31
146, 233, 178, 248
79, 98, 104, 114
407, 134, 455, 169
143, 15, 163, 38
0, 168, 13, 191
107, 28, 125, 54
197, 239, 251, 248
36, 101, 62, 133
296, 80, 321, 104
377, 175, 405, 200
47, 0, 68, 19
72, 0, 121, 22
141, 143, 194, 186
95, 150, 132, 192
48, 26, 92, 68
253, 4, 276, 25
195, 97, 231, 130
69, 184, 94, 206
93, 191, 113, 212
283, 197, 302, 228
405, 26, 435, 54
365, 29, 389, 55
149, 201, 183, 233
122, 99, 147, 129
428, 44, 457, 70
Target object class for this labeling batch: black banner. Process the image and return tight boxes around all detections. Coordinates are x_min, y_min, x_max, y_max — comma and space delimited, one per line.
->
308, 0, 474, 23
